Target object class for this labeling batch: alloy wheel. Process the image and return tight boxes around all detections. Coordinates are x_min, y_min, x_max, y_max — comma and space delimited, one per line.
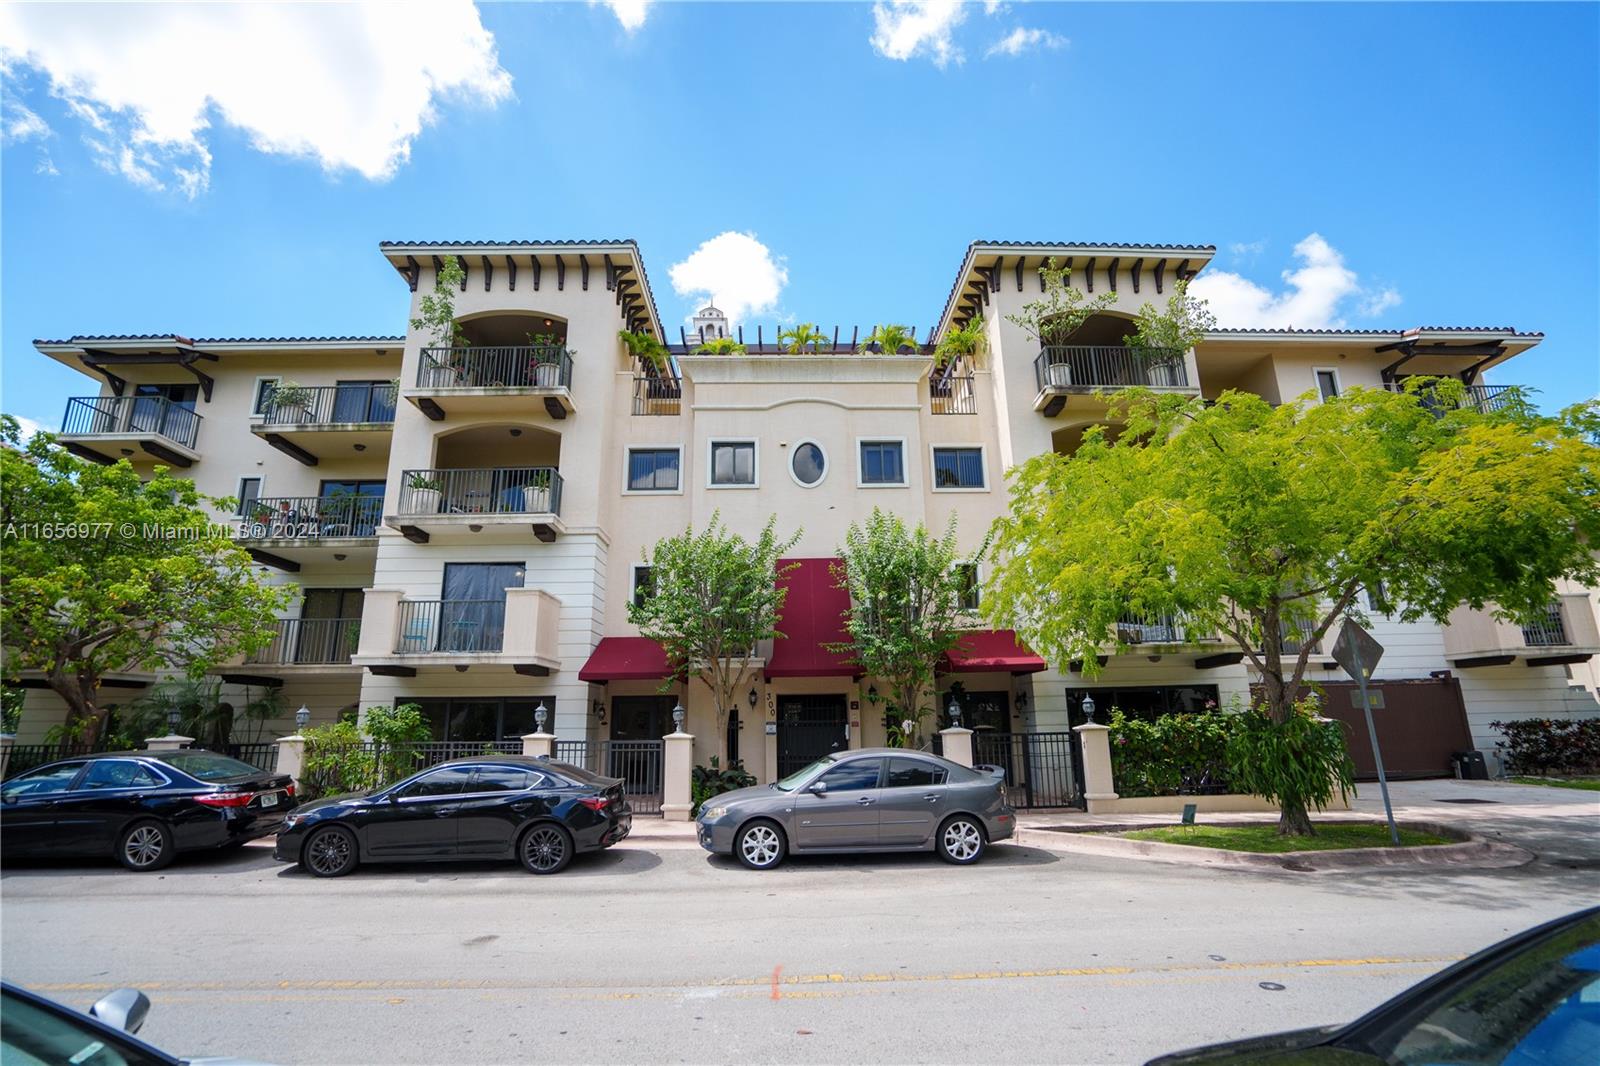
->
306, 829, 354, 876
740, 824, 781, 868
942, 820, 983, 862
524, 827, 568, 873
123, 825, 166, 868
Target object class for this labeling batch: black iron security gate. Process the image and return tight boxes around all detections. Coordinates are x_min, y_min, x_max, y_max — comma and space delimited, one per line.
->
972, 731, 1081, 809
776, 695, 849, 777
554, 739, 664, 815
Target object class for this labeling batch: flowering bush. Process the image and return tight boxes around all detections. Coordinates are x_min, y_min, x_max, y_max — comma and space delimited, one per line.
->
1107, 707, 1236, 797
1491, 717, 1600, 775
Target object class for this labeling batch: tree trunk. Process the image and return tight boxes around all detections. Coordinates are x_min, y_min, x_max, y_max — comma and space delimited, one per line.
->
1278, 800, 1315, 837
46, 667, 104, 747
1257, 609, 1316, 837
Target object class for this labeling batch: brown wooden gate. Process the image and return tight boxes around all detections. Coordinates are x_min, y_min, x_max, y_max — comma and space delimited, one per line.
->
1314, 678, 1473, 780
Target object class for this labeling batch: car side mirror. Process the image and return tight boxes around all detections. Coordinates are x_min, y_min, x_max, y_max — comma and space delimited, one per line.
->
807, 781, 827, 796
90, 988, 150, 1034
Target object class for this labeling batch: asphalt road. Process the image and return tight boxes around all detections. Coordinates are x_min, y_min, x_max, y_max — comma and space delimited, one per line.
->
3, 817, 1596, 1066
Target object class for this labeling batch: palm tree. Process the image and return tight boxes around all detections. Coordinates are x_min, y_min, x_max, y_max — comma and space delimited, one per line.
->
859, 324, 922, 355
618, 330, 670, 372
778, 322, 829, 354
935, 315, 986, 367
694, 336, 747, 354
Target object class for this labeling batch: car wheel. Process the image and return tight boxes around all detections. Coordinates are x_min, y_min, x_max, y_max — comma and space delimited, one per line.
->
302, 826, 358, 878
117, 820, 174, 872
520, 824, 574, 875
937, 816, 985, 865
735, 820, 787, 870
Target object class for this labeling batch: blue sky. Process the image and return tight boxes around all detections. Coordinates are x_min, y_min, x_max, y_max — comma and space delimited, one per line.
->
3, 1, 1596, 434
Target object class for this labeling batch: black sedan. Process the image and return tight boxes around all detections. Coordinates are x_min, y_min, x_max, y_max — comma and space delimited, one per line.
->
1150, 905, 1600, 1065
1, 750, 293, 871
273, 755, 632, 877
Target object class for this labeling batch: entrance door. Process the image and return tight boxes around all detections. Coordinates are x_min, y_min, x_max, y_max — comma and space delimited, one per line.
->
440, 562, 525, 652
331, 380, 396, 424
610, 696, 675, 742
776, 695, 849, 778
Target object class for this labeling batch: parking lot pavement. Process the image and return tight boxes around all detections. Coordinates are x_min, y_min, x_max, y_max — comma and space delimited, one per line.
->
4, 820, 1597, 1065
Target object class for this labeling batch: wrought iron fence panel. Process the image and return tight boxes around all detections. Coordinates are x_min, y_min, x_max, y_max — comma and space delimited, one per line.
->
418, 346, 572, 389
397, 467, 562, 517
62, 395, 201, 448
394, 599, 507, 654
930, 373, 977, 415
1033, 346, 1188, 392
971, 731, 1081, 809
553, 739, 664, 814
632, 375, 682, 415
247, 617, 362, 665
261, 384, 397, 426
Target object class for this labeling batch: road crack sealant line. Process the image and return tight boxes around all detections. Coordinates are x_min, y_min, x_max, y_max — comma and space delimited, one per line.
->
31, 954, 1464, 997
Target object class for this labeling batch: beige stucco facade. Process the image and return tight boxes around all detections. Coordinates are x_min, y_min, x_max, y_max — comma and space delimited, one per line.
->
17, 239, 1596, 785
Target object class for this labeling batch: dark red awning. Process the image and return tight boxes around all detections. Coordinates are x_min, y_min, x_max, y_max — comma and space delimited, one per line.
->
765, 557, 862, 679
579, 637, 676, 682
940, 629, 1047, 674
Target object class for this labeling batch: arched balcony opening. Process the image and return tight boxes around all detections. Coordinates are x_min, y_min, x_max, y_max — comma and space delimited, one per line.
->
411, 311, 575, 421
393, 422, 564, 543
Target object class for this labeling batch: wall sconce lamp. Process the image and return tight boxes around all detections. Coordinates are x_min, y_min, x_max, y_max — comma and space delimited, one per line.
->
1014, 690, 1029, 711
592, 700, 607, 725
1081, 693, 1097, 725
747, 687, 759, 709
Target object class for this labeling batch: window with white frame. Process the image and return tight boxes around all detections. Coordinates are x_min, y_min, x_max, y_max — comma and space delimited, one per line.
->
709, 440, 756, 486
931, 446, 985, 489
859, 440, 906, 486
235, 477, 262, 516
627, 447, 680, 492
788, 441, 827, 487
252, 377, 280, 415
1314, 368, 1341, 402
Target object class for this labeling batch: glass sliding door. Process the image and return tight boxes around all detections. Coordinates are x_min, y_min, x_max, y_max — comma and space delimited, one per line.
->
439, 563, 525, 653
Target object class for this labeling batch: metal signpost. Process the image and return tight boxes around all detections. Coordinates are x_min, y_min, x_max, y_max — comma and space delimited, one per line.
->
1332, 618, 1400, 845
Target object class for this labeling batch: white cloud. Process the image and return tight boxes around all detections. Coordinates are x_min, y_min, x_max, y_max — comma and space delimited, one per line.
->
594, 0, 653, 32
2, 97, 50, 142
1227, 239, 1266, 261
668, 232, 789, 328
870, 1, 968, 68
984, 26, 1068, 59
11, 416, 44, 442
0, 1, 512, 197
1189, 233, 1403, 330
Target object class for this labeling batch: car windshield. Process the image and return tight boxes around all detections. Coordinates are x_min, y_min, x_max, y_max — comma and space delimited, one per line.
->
0, 989, 167, 1066
150, 752, 260, 782
774, 755, 836, 792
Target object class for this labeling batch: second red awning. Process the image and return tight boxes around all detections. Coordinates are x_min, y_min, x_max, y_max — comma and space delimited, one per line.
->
578, 637, 678, 682
765, 558, 862, 679
940, 629, 1048, 674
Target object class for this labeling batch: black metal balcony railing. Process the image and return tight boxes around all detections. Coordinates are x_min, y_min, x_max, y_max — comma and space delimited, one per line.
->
1115, 613, 1219, 646
395, 599, 507, 654
417, 346, 572, 390
260, 383, 396, 426
240, 496, 382, 538
397, 467, 562, 517
61, 395, 201, 450
632, 375, 681, 415
1033, 346, 1189, 393
247, 617, 361, 665
1521, 604, 1570, 647
930, 373, 977, 415
1280, 618, 1322, 657
1382, 382, 1517, 415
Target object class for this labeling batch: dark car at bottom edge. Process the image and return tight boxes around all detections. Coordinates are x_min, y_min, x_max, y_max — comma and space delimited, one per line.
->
1, 750, 293, 871
274, 754, 631, 876
697, 747, 1015, 869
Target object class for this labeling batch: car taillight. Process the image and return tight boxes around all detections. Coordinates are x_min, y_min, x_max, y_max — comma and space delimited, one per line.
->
577, 796, 609, 812
195, 791, 255, 808
284, 783, 295, 797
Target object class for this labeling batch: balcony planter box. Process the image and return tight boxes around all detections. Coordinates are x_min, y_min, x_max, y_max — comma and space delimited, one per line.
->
407, 488, 442, 514
1045, 362, 1072, 388
533, 362, 562, 388
522, 485, 551, 513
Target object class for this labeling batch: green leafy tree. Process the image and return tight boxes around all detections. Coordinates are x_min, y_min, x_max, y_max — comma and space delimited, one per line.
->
983, 386, 1600, 835
859, 324, 922, 354
619, 330, 671, 371
935, 315, 987, 367
778, 322, 829, 354
1122, 279, 1216, 354
629, 514, 800, 762
1004, 258, 1120, 347
410, 255, 468, 347
831, 510, 976, 749
0, 417, 290, 745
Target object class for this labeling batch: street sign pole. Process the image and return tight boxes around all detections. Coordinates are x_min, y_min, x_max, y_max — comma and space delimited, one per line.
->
1332, 618, 1400, 846
1353, 665, 1400, 846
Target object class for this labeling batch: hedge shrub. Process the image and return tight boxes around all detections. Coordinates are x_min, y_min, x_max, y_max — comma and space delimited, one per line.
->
1107, 708, 1236, 797
1491, 717, 1600, 776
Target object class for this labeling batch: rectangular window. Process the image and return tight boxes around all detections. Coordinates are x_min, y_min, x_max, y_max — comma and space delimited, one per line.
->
859, 440, 906, 486
627, 448, 681, 492
235, 477, 262, 516
1365, 580, 1391, 614
932, 447, 985, 489
632, 566, 654, 609
709, 440, 756, 486
1315, 369, 1341, 401
252, 377, 280, 415
955, 563, 980, 612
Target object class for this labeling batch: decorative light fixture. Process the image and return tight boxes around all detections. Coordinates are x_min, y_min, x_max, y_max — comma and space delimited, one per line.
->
166, 708, 182, 733
295, 704, 311, 731
866, 685, 878, 703
748, 687, 759, 708
534, 702, 548, 732
333, 553, 347, 562
672, 701, 686, 732
468, 524, 482, 533
120, 448, 135, 457
1015, 690, 1029, 710
946, 697, 962, 729
509, 428, 522, 437
1081, 693, 1097, 725
353, 443, 367, 452
592, 700, 607, 725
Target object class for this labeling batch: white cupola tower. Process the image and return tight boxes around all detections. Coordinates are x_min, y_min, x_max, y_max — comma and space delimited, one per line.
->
691, 302, 730, 342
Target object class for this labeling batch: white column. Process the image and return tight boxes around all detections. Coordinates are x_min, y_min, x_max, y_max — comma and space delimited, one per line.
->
521, 732, 555, 759
939, 727, 974, 768
145, 734, 194, 752
275, 734, 306, 791
1073, 723, 1119, 813
662, 728, 695, 821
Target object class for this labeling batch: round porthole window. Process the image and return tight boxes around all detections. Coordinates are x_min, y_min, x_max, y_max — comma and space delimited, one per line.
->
790, 441, 827, 486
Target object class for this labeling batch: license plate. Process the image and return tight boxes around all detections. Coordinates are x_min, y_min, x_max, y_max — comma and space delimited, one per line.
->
259, 792, 279, 808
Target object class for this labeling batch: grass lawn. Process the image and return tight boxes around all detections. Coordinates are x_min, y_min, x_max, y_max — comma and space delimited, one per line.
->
1120, 823, 1453, 853
1509, 776, 1600, 792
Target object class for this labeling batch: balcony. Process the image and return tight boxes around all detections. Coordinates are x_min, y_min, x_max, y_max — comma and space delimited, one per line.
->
353, 588, 561, 677
244, 618, 361, 669
1108, 613, 1239, 669
930, 368, 977, 415
388, 467, 563, 544
1381, 382, 1518, 415
632, 374, 682, 416
407, 346, 574, 421
251, 383, 396, 465
58, 395, 202, 467
1032, 346, 1196, 419
236, 495, 382, 572
1444, 595, 1600, 668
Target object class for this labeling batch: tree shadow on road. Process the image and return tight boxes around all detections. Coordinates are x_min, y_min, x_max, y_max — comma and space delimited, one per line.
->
271, 845, 663, 881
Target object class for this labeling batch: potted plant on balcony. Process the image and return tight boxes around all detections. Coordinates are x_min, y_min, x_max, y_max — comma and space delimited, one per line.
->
526, 332, 568, 388
1005, 258, 1119, 389
268, 380, 314, 422
935, 315, 986, 369
694, 336, 747, 355
406, 472, 443, 515
778, 322, 829, 354
1122, 278, 1215, 387
521, 476, 551, 514
619, 330, 670, 374
412, 256, 470, 387
858, 324, 921, 355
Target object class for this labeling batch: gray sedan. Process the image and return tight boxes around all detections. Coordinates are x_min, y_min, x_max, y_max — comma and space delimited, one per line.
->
695, 748, 1015, 869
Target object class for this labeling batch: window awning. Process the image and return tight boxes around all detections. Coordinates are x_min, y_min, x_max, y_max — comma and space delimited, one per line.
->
578, 637, 677, 682
765, 558, 862, 680
940, 629, 1047, 674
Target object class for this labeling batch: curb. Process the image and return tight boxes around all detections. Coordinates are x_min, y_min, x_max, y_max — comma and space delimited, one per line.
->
1014, 819, 1535, 873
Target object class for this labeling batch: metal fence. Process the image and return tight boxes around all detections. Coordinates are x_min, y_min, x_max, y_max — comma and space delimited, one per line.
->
395, 599, 507, 654
247, 617, 361, 665
418, 346, 572, 389
1521, 604, 1570, 647
2, 743, 113, 779
553, 739, 664, 815
1114, 613, 1221, 645
972, 731, 1081, 809
1033, 346, 1188, 393
632, 375, 682, 415
1382, 382, 1517, 415
61, 395, 202, 449
296, 740, 524, 800
396, 467, 562, 517
239, 495, 383, 539
206, 742, 281, 772
930, 373, 977, 415
260, 383, 396, 426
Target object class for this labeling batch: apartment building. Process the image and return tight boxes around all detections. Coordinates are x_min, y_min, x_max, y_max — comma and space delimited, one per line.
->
19, 239, 1599, 803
